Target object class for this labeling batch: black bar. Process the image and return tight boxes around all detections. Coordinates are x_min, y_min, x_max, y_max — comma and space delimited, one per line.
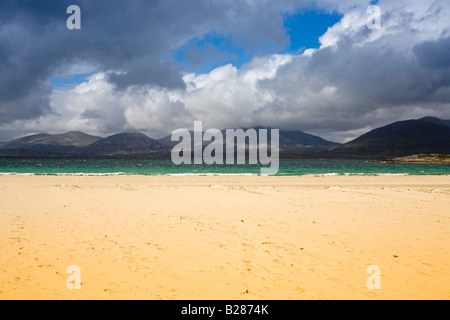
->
0, 300, 441, 318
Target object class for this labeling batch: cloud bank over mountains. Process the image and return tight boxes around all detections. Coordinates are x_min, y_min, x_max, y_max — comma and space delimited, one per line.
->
0, 0, 449, 142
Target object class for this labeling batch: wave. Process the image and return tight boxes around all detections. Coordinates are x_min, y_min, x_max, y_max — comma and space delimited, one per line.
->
0, 172, 35, 176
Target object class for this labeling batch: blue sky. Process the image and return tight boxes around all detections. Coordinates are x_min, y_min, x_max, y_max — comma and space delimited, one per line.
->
50, 73, 94, 90
283, 10, 342, 53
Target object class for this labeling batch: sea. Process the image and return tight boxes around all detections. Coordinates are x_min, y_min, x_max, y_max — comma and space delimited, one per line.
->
0, 158, 449, 176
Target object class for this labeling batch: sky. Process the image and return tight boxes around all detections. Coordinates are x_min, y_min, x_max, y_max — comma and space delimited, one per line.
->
0, 0, 449, 142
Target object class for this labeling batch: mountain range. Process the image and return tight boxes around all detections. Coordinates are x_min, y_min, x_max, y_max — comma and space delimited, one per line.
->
0, 131, 102, 155
73, 131, 169, 157
0, 116, 449, 159
323, 117, 450, 159
157, 127, 339, 152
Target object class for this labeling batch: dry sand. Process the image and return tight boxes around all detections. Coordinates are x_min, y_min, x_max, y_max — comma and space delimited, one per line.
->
0, 175, 449, 300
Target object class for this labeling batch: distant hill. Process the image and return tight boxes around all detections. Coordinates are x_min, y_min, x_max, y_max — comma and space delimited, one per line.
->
0, 131, 102, 155
158, 127, 339, 155
419, 116, 450, 128
74, 131, 170, 157
326, 119, 450, 159
157, 134, 179, 148
278, 129, 339, 153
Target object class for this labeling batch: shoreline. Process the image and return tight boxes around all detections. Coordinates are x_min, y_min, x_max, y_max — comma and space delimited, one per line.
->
371, 154, 450, 165
372, 160, 450, 165
1, 175, 449, 300
0, 172, 449, 177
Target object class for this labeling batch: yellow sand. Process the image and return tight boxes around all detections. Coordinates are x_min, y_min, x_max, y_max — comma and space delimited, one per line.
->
0, 175, 448, 300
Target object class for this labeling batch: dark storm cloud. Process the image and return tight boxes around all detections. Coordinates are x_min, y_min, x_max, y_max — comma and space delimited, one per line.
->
80, 108, 103, 120
0, 81, 52, 123
0, 0, 308, 124
413, 36, 450, 69
107, 60, 186, 90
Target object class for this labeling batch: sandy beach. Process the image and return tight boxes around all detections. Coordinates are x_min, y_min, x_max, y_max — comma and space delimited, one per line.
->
0, 175, 448, 300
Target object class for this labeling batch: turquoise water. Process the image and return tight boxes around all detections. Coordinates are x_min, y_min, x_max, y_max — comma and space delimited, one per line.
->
0, 158, 448, 176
